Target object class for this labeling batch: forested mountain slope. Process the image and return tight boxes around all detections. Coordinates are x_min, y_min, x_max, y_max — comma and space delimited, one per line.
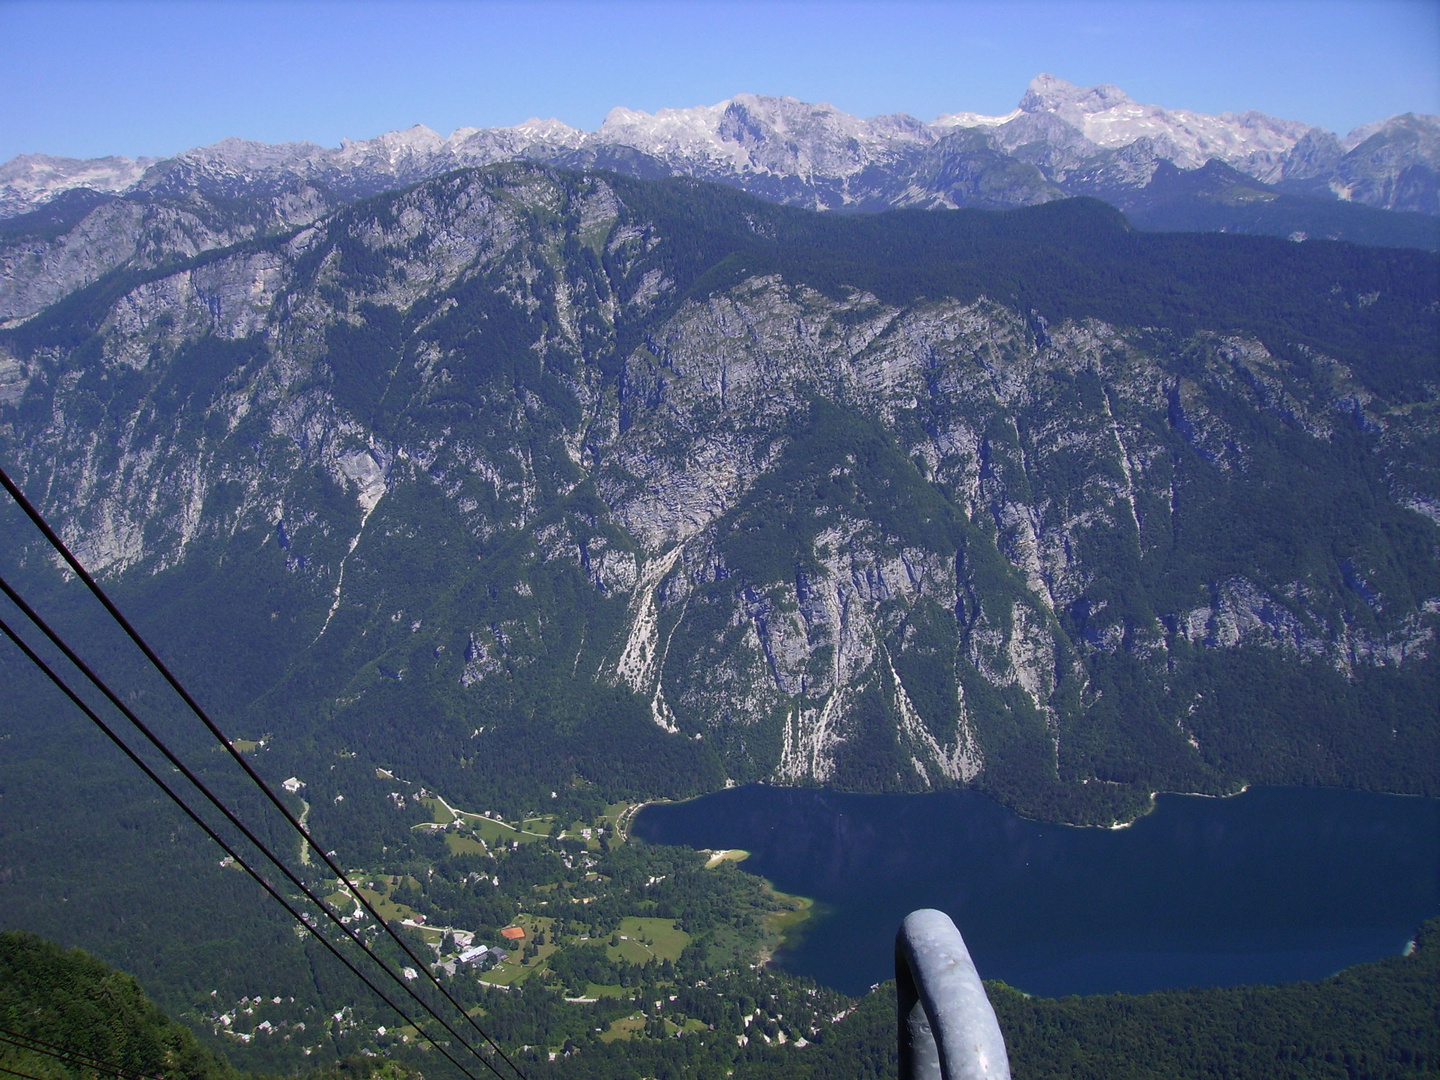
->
5, 917, 1437, 1080
1, 164, 1436, 829
0, 931, 424, 1080
0, 930, 235, 1080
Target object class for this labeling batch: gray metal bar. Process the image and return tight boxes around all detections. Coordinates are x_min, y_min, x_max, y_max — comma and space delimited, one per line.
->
896, 908, 1011, 1080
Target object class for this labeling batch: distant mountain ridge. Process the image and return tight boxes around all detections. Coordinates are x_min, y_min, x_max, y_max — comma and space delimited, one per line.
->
3, 74, 1436, 221
3, 76, 1435, 332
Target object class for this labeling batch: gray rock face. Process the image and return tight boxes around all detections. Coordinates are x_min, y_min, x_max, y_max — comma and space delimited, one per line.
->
0, 186, 336, 325
1, 79, 1431, 341
1, 164, 1435, 821
1334, 114, 1440, 213
3, 75, 1433, 228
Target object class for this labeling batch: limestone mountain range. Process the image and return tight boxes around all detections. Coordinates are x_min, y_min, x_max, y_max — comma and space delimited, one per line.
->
1, 162, 1435, 824
3, 73, 1436, 227
5, 74, 1436, 338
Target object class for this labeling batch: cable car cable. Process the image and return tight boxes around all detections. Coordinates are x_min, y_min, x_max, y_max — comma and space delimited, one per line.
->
0, 1030, 163, 1080
0, 1062, 59, 1080
0, 465, 526, 1080
0, 614, 504, 1080
0, 577, 521, 1080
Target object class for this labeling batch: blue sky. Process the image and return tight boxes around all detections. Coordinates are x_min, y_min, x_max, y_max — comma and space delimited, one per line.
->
2, 0, 1437, 163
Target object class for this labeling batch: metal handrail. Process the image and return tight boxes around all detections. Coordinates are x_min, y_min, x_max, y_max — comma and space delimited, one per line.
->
896, 909, 1011, 1080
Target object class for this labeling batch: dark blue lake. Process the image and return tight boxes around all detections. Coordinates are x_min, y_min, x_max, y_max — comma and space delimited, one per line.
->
631, 785, 1439, 997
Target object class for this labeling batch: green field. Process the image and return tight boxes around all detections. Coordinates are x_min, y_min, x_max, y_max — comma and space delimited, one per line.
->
599, 1014, 646, 1043
477, 963, 524, 987
470, 815, 544, 846
443, 834, 487, 856
352, 884, 421, 927
417, 800, 560, 847
582, 982, 626, 999
607, 917, 689, 966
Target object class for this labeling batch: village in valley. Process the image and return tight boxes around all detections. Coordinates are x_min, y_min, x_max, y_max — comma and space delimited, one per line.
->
333, 781, 667, 996
195, 767, 847, 1068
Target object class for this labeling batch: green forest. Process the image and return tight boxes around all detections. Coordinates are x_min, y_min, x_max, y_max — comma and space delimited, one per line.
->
0, 165, 1436, 1078
5, 910, 1438, 1080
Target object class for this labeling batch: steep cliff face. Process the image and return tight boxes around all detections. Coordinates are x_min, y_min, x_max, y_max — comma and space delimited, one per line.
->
1, 164, 1435, 822
0, 185, 336, 324
599, 280, 1439, 805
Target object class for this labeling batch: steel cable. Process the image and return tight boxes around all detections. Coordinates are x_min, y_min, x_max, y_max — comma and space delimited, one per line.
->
0, 467, 525, 1080
0, 1029, 163, 1080
0, 613, 502, 1080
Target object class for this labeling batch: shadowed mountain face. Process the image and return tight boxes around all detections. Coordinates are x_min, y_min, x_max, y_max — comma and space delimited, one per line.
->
0, 165, 1437, 825
2, 78, 1436, 327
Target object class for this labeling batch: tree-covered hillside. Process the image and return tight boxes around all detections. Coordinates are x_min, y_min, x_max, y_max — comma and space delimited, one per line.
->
2, 165, 1434, 826
0, 930, 235, 1080
4, 916, 1438, 1080
0, 166, 1435, 1065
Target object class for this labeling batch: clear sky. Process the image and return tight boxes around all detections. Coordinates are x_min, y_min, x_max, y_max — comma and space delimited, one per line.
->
2, 0, 1437, 163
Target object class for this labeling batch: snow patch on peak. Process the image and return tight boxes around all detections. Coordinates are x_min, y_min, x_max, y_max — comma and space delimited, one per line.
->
501, 117, 586, 145
336, 125, 447, 166
592, 94, 936, 179
1, 76, 1427, 220
600, 101, 732, 144
1013, 74, 1315, 178
933, 108, 1022, 129
377, 124, 446, 150
0, 153, 155, 198
597, 99, 749, 170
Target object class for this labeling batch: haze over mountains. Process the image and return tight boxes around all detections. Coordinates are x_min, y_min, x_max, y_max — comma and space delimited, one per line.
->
4, 73, 1437, 222
5, 74, 1437, 335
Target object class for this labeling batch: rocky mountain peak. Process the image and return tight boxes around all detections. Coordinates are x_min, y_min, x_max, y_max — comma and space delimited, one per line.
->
1010, 74, 1317, 179
1021, 73, 1132, 117
1, 77, 1435, 236
363, 123, 446, 151
172, 136, 328, 172
333, 124, 452, 172
500, 116, 586, 145
593, 93, 933, 179
716, 93, 933, 175
595, 99, 742, 166
1344, 112, 1440, 153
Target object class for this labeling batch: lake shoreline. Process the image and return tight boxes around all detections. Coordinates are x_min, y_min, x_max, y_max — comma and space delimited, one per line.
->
632, 783, 1440, 999
633, 776, 1437, 835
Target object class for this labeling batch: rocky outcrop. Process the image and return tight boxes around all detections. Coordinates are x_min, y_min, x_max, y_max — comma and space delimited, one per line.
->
3, 78, 1434, 320
1, 164, 1434, 816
